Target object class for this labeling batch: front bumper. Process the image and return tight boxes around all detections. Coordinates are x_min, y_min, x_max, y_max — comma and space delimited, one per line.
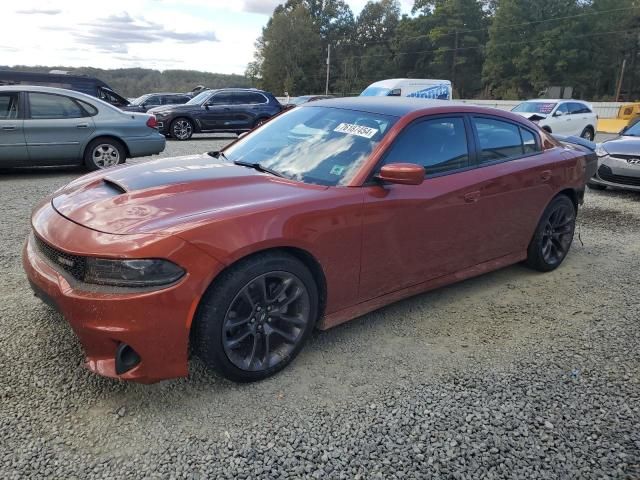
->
590, 155, 640, 191
23, 201, 223, 383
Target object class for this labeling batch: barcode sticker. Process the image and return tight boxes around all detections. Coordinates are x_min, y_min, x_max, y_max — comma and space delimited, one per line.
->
334, 123, 377, 139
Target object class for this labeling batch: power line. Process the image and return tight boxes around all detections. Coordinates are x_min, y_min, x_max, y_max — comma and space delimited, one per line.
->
346, 5, 640, 48
337, 27, 640, 61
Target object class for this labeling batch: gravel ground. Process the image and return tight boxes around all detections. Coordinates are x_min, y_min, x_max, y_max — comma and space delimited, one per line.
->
1, 133, 639, 479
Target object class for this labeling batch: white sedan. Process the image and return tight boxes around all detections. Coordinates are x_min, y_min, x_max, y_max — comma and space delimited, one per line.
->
512, 99, 597, 141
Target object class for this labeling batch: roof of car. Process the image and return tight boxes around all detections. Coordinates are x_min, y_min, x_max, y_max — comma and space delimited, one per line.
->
0, 84, 96, 96
523, 99, 588, 103
302, 96, 466, 117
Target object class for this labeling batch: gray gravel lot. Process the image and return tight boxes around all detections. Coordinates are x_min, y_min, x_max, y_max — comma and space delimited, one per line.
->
0, 133, 638, 479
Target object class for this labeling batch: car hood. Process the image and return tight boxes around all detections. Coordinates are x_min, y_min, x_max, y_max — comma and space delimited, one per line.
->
601, 135, 640, 155
51, 153, 327, 235
513, 112, 548, 122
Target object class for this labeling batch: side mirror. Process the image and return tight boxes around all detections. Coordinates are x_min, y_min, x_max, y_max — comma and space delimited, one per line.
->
554, 110, 565, 117
376, 163, 425, 186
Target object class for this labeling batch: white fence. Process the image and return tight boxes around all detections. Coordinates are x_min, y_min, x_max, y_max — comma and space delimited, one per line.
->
278, 96, 624, 118
458, 99, 623, 119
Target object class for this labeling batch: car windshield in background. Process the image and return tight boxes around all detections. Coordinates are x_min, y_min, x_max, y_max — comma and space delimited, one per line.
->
360, 87, 392, 97
130, 94, 151, 106
512, 102, 557, 114
623, 121, 640, 136
186, 91, 211, 105
223, 106, 398, 186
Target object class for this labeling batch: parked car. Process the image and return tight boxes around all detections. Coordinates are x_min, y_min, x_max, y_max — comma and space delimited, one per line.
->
511, 99, 597, 140
23, 97, 596, 383
122, 93, 191, 113
283, 95, 335, 110
0, 70, 130, 108
589, 121, 640, 191
0, 86, 165, 169
149, 88, 282, 140
360, 79, 452, 100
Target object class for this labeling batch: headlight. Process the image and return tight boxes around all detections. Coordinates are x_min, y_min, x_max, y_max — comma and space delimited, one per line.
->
155, 112, 170, 118
595, 144, 609, 157
84, 258, 185, 287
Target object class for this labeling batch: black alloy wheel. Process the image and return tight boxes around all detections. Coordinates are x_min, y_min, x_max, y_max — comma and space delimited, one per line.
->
192, 252, 318, 382
526, 195, 576, 272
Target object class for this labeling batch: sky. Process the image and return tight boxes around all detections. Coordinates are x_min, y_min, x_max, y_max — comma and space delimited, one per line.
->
0, 0, 414, 75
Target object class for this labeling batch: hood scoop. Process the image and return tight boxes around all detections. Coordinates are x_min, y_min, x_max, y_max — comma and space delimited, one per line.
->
102, 178, 128, 194
100, 153, 247, 192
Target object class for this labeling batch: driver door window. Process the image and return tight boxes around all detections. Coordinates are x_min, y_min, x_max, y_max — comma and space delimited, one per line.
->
207, 93, 232, 106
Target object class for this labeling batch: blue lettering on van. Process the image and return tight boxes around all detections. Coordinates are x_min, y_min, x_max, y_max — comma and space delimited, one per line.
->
406, 84, 451, 100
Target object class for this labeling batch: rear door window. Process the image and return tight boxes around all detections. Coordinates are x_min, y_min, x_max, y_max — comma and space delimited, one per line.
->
28, 93, 86, 119
472, 117, 540, 162
0, 93, 20, 119
569, 102, 591, 114
246, 92, 267, 104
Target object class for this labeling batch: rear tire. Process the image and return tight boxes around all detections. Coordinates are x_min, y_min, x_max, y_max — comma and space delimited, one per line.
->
525, 195, 576, 272
83, 138, 125, 171
580, 126, 595, 141
192, 252, 318, 382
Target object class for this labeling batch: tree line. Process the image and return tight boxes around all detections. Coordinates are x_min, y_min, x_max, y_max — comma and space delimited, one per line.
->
246, 0, 640, 100
0, 66, 250, 98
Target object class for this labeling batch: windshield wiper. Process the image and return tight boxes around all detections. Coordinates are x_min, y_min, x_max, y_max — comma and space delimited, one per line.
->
233, 160, 285, 178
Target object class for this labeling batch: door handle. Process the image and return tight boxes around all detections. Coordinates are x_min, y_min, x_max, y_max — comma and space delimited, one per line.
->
1, 125, 17, 131
76, 123, 89, 129
540, 170, 552, 182
463, 191, 481, 203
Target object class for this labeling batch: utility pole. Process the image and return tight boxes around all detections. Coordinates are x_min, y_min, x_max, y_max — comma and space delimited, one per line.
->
325, 44, 331, 95
451, 30, 459, 88
615, 58, 627, 102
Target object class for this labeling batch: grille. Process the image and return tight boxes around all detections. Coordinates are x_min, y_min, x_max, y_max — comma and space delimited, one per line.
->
610, 153, 640, 161
34, 235, 86, 281
598, 165, 640, 187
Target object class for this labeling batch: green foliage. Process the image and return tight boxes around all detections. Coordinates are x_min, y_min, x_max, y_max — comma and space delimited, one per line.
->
0, 65, 250, 98
252, 0, 640, 100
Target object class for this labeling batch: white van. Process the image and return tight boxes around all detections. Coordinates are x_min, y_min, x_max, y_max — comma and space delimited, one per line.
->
360, 78, 452, 100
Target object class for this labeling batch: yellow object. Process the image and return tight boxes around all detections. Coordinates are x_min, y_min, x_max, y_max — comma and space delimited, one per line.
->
617, 103, 640, 121
598, 118, 629, 134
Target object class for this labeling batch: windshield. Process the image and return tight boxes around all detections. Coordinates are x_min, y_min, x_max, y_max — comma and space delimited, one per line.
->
223, 106, 398, 186
512, 101, 557, 115
360, 86, 392, 97
130, 94, 151, 106
187, 91, 211, 105
623, 121, 640, 136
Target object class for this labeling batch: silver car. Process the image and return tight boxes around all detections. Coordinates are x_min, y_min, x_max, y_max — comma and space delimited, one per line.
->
0, 85, 165, 170
590, 122, 640, 191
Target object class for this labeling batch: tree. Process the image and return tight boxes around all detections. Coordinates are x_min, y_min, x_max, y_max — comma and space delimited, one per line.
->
413, 0, 488, 98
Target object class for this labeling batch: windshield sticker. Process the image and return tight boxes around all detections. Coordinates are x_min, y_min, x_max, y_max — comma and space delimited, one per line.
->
538, 103, 556, 114
334, 123, 377, 139
330, 165, 346, 176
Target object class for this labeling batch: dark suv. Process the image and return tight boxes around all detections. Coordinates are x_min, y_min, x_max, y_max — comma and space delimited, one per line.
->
122, 92, 191, 113
148, 88, 282, 140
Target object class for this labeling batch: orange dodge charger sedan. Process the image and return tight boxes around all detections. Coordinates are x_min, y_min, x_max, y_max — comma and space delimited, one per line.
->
24, 97, 597, 383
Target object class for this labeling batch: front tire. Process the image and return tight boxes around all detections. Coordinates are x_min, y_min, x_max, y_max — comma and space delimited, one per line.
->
170, 118, 194, 140
525, 195, 576, 272
192, 252, 318, 382
84, 138, 125, 171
